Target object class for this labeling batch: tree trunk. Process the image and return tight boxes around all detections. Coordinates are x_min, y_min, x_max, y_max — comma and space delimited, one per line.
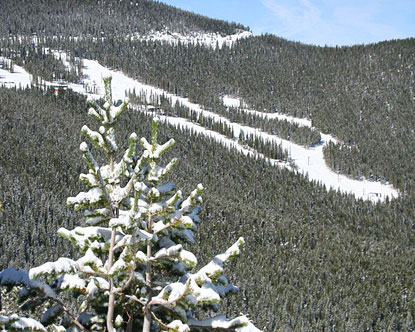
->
143, 215, 153, 332
106, 227, 117, 332
106, 204, 118, 332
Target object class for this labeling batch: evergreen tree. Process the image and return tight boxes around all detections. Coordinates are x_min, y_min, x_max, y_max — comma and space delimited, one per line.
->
0, 78, 260, 332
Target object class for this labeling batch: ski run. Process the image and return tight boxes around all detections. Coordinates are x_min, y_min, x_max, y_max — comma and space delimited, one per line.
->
0, 52, 399, 202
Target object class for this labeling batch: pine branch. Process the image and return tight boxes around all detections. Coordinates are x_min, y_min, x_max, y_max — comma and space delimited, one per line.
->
150, 311, 177, 331
47, 296, 90, 332
113, 292, 146, 306
153, 218, 182, 234
114, 235, 138, 293
148, 280, 190, 306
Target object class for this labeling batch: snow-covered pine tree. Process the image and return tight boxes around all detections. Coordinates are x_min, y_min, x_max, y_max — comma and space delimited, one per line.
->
0, 77, 261, 332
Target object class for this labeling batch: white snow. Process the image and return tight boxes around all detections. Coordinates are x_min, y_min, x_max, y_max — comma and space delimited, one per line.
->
109, 257, 130, 276
29, 279, 57, 299
198, 237, 244, 279
77, 248, 104, 268
5, 30, 252, 51
167, 320, 190, 332
129, 30, 253, 49
57, 273, 86, 291
0, 58, 32, 89
0, 314, 47, 332
29, 257, 80, 280
136, 250, 147, 263
188, 314, 262, 332
1, 268, 57, 299
70, 56, 399, 201
57, 226, 123, 252
179, 249, 198, 267
67, 187, 105, 206
222, 95, 245, 108
0, 267, 30, 285
241, 107, 313, 128
222, 96, 312, 129
0, 53, 400, 202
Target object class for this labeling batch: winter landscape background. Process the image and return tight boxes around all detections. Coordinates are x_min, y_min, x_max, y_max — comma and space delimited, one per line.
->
0, 0, 414, 331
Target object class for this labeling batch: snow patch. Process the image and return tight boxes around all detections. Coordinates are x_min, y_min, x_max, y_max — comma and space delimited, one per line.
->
129, 29, 253, 49
0, 57, 32, 89
0, 314, 47, 331
0, 54, 399, 202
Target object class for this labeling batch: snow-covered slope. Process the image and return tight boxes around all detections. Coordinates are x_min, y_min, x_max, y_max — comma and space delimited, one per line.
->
0, 53, 399, 202
223, 96, 313, 128
129, 30, 253, 49
3, 29, 253, 50
0, 58, 31, 89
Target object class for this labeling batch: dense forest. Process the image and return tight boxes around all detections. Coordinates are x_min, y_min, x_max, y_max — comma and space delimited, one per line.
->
1, 0, 415, 331
2, 31, 414, 194
0, 0, 247, 38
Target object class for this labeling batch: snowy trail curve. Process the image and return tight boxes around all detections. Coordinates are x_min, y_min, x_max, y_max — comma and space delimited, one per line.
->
0, 55, 399, 202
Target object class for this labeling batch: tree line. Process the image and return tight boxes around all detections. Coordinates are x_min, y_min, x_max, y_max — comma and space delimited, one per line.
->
1, 87, 415, 330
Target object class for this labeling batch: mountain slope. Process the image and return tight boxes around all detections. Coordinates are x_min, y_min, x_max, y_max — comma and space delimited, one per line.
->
1, 1, 415, 331
0, 0, 248, 38
1, 87, 415, 331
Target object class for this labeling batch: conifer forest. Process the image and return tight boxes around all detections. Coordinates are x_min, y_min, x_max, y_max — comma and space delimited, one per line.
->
0, 1, 415, 331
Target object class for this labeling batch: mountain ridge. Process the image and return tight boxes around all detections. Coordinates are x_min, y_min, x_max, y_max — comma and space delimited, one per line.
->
0, 1, 414, 331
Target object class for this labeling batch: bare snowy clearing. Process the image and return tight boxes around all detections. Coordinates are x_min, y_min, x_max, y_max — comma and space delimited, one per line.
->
129, 30, 253, 49
222, 95, 313, 128
0, 57, 31, 89
4, 30, 253, 50
0, 53, 399, 202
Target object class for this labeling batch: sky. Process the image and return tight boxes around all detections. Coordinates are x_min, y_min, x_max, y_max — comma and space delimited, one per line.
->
159, 0, 414, 46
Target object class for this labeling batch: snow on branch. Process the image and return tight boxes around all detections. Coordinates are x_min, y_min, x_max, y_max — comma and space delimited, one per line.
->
29, 258, 80, 280
111, 228, 155, 250
197, 237, 245, 279
0, 267, 30, 286
67, 187, 105, 209
180, 183, 203, 212
187, 314, 262, 332
148, 158, 178, 183
57, 226, 124, 252
0, 314, 47, 332
110, 99, 128, 121
81, 125, 106, 150
0, 267, 56, 300
0, 77, 262, 332
79, 142, 99, 172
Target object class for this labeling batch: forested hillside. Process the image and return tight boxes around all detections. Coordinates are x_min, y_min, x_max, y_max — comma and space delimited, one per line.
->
2, 29, 414, 194
1, 0, 415, 331
0, 0, 247, 37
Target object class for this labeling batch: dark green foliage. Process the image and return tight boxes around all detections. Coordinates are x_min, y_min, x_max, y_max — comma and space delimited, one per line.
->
238, 133, 288, 161
227, 109, 322, 147
0, 1, 415, 330
14, 46, 82, 84
2, 3, 414, 193
1, 88, 415, 331
45, 35, 412, 193
0, 0, 247, 38
0, 87, 90, 268
128, 91, 320, 148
